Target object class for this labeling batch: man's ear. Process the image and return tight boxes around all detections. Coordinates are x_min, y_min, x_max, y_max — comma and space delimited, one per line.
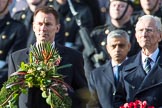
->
158, 32, 162, 42
33, 22, 36, 33
56, 24, 60, 33
128, 43, 131, 51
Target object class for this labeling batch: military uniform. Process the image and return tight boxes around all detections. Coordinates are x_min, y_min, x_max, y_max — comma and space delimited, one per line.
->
81, 0, 102, 26
97, 0, 109, 24
13, 0, 65, 47
0, 13, 27, 88
90, 20, 141, 64
53, 0, 94, 51
132, 8, 162, 24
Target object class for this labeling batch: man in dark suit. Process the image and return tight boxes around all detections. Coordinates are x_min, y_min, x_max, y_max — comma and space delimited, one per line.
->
116, 15, 162, 107
8, 6, 88, 108
87, 29, 131, 108
13, 0, 65, 46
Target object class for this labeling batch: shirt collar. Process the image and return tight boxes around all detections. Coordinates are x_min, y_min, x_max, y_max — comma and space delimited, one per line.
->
51, 42, 55, 48
111, 57, 128, 67
142, 48, 159, 63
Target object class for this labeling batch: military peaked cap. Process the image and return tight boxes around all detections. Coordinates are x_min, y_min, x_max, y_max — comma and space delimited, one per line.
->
110, 0, 134, 8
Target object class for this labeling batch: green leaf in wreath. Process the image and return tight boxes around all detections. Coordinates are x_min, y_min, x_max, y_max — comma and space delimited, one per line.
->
17, 62, 27, 71
37, 66, 42, 71
46, 92, 52, 105
20, 88, 27, 94
42, 91, 47, 98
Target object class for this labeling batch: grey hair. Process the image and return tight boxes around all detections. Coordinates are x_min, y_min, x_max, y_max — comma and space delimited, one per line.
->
107, 29, 130, 45
135, 15, 162, 32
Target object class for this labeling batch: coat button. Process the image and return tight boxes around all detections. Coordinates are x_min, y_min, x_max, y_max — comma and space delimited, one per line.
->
48, 5, 53, 8
127, 30, 131, 34
105, 29, 109, 35
65, 32, 69, 37
1, 35, 6, 39
131, 85, 135, 89
21, 14, 26, 19
101, 41, 106, 46
100, 7, 107, 13
66, 17, 71, 22
6, 21, 10, 25
0, 50, 3, 54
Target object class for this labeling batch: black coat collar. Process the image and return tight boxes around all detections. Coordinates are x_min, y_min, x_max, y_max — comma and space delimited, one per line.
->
123, 51, 162, 94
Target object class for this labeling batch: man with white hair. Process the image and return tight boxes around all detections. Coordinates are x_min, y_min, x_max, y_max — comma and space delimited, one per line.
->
116, 15, 162, 107
133, 0, 162, 48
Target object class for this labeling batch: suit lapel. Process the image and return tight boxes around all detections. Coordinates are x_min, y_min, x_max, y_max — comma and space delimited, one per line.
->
124, 53, 146, 90
136, 64, 162, 94
124, 52, 162, 95
102, 61, 116, 87
136, 53, 162, 94
24, 49, 30, 63
16, 48, 30, 67
55, 43, 66, 56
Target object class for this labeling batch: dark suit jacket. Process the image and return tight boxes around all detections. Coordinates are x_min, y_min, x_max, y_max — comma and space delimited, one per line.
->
87, 61, 122, 108
8, 43, 88, 108
116, 51, 162, 107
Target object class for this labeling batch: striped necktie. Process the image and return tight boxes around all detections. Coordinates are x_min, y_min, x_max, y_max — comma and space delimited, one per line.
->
144, 57, 152, 73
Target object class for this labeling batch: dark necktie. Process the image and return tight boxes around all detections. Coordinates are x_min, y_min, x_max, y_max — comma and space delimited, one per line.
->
114, 65, 120, 86
144, 57, 152, 73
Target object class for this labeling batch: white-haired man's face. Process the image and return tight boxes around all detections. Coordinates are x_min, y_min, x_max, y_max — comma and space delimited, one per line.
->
135, 17, 161, 51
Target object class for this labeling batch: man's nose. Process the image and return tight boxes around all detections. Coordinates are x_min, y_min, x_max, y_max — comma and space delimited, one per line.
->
115, 46, 120, 51
40, 24, 47, 31
114, 5, 120, 10
141, 30, 148, 36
